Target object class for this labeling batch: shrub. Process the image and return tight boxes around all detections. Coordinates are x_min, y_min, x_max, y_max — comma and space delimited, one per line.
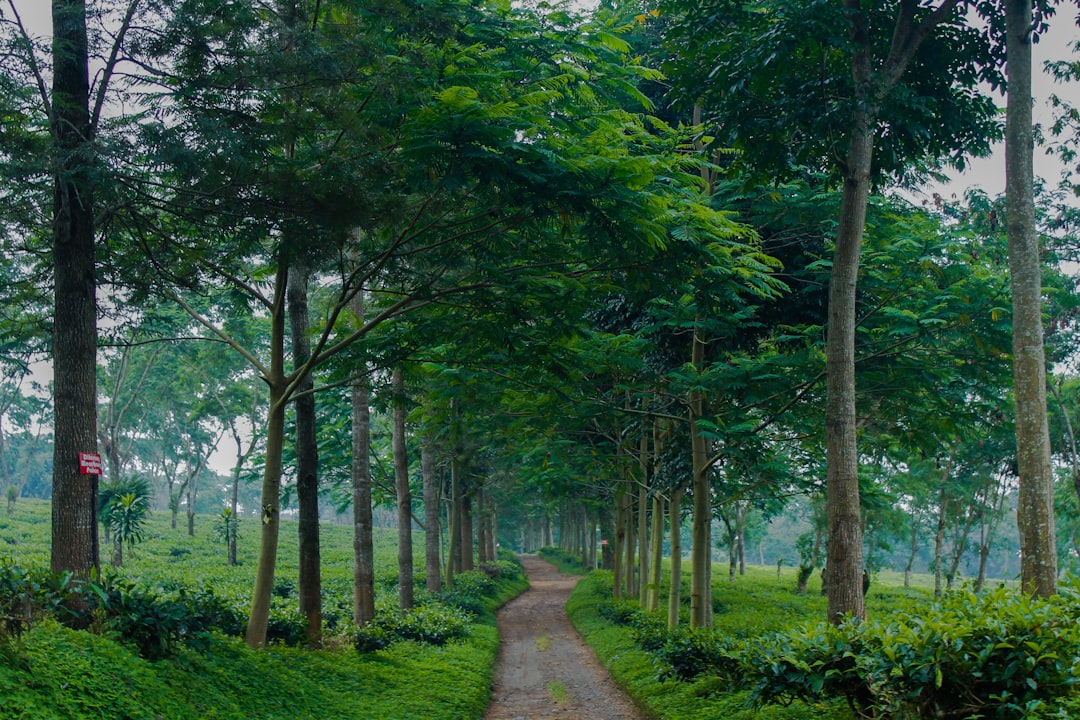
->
450, 570, 497, 598
89, 576, 208, 660
651, 626, 741, 682
479, 559, 521, 581
0, 560, 77, 636
744, 586, 1080, 719
353, 602, 470, 653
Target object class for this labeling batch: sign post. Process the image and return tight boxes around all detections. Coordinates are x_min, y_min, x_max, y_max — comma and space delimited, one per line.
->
78, 452, 103, 476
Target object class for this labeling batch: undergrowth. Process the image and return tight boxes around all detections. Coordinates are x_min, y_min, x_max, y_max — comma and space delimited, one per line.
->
0, 499, 527, 720
568, 566, 1080, 720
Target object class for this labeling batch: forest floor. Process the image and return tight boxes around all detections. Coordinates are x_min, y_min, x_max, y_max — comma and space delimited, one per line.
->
484, 554, 647, 720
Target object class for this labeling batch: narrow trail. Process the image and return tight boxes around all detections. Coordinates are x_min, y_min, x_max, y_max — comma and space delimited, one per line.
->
484, 555, 646, 720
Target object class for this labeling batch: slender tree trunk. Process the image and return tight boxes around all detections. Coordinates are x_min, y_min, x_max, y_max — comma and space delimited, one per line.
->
649, 493, 663, 611
613, 488, 626, 599
393, 367, 414, 610
245, 335, 287, 648
422, 440, 441, 592
288, 262, 321, 647
447, 456, 460, 586
690, 325, 712, 628
824, 0, 962, 623
1005, 0, 1057, 598
461, 491, 474, 572
638, 431, 650, 606
934, 486, 949, 597
825, 108, 872, 624
903, 512, 919, 588
737, 504, 747, 576
50, 0, 100, 582
624, 485, 636, 597
668, 485, 684, 629
185, 467, 199, 537
350, 291, 375, 626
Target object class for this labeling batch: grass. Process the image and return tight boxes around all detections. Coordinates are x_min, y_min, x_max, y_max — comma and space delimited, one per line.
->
535, 631, 550, 651
566, 561, 1077, 720
566, 569, 851, 720
547, 680, 569, 704
0, 498, 527, 720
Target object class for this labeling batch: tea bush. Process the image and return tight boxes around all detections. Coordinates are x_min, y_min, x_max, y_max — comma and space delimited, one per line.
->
353, 601, 471, 652
745, 585, 1080, 719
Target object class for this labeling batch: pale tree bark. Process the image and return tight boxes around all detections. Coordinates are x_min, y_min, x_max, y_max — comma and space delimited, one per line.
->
1005, 0, 1057, 597
826, 0, 960, 624
244, 267, 289, 648
649, 494, 663, 611
393, 367, 414, 610
689, 324, 712, 628
288, 262, 322, 647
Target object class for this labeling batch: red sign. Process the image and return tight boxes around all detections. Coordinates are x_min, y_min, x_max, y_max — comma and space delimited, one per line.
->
600, 539, 608, 547
78, 452, 103, 476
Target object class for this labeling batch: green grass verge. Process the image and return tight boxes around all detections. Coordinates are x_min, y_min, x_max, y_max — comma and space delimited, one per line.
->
0, 619, 502, 720
565, 571, 850, 720
0, 499, 529, 720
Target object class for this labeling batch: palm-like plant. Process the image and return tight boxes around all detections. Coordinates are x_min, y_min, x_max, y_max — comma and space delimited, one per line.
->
100, 475, 152, 567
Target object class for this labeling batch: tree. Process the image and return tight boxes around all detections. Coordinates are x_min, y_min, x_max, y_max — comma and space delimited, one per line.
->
661, 0, 1002, 622
1005, 0, 1057, 596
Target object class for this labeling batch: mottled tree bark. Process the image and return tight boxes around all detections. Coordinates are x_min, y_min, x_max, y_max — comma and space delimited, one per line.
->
689, 325, 712, 628
1005, 0, 1057, 597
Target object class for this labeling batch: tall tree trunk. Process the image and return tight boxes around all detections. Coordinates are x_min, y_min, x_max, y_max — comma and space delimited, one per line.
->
245, 277, 288, 648
934, 485, 949, 597
422, 440, 441, 592
638, 431, 650, 606
185, 466, 199, 537
446, 455, 460, 586
288, 262, 321, 647
649, 493, 663, 612
50, 0, 100, 582
737, 503, 747, 576
825, 107, 871, 624
461, 491, 474, 572
393, 367, 414, 610
624, 485, 636, 597
903, 512, 919, 589
350, 290, 375, 626
668, 484, 684, 629
824, 0, 961, 623
690, 325, 712, 628
613, 487, 626, 599
1005, 0, 1057, 598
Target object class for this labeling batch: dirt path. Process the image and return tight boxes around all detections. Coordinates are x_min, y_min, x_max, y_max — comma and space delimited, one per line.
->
484, 555, 646, 720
